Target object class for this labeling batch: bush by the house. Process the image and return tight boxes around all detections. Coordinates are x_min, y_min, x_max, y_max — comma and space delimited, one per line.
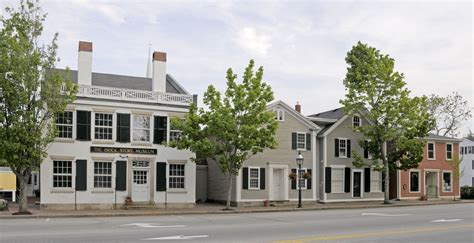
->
460, 186, 474, 199
0, 199, 8, 211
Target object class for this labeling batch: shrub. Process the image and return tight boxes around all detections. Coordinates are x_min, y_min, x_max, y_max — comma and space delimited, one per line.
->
460, 186, 474, 199
0, 199, 8, 211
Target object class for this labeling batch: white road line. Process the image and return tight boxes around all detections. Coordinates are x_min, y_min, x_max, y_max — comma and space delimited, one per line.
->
142, 235, 209, 240
122, 223, 186, 228
431, 219, 463, 223
361, 213, 412, 217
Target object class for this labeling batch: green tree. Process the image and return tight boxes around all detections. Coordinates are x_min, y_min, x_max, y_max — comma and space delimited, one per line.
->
446, 154, 463, 201
427, 92, 472, 137
0, 0, 77, 214
340, 42, 435, 204
169, 60, 278, 209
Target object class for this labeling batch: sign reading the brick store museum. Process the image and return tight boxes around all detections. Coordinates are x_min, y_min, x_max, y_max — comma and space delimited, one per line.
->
90, 146, 157, 155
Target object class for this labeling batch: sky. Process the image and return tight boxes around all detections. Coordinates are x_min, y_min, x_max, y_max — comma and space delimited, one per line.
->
2, 0, 473, 135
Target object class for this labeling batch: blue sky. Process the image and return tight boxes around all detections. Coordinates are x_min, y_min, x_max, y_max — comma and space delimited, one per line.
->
3, 0, 473, 134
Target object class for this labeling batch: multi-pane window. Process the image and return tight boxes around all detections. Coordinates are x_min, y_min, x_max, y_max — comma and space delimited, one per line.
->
169, 119, 183, 142
442, 172, 452, 192
53, 160, 72, 188
410, 171, 419, 192
249, 167, 260, 189
339, 139, 347, 157
133, 170, 148, 185
297, 133, 306, 150
298, 168, 307, 189
370, 170, 382, 192
274, 109, 284, 121
94, 113, 113, 140
446, 144, 453, 160
427, 142, 435, 160
352, 115, 361, 127
472, 160, 474, 170
94, 162, 112, 188
169, 164, 185, 189
133, 115, 151, 142
56, 111, 73, 138
331, 168, 344, 193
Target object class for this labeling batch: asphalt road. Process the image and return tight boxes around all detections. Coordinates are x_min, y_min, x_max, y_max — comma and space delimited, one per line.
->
0, 204, 473, 242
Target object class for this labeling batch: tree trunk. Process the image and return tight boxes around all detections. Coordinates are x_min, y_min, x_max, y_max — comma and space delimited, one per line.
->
14, 171, 31, 214
384, 160, 390, 204
226, 173, 233, 210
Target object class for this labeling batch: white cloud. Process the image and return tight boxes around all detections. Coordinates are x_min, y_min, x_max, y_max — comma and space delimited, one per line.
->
234, 27, 272, 56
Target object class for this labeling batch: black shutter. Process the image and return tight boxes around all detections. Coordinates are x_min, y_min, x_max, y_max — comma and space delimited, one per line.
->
364, 141, 369, 159
364, 168, 371, 192
347, 139, 351, 158
306, 133, 311, 150
335, 139, 339, 157
291, 133, 297, 150
116, 160, 127, 191
76, 110, 91, 141
154, 116, 167, 144
243, 167, 249, 189
382, 171, 386, 192
344, 167, 351, 193
307, 169, 312, 189
156, 162, 167, 191
75, 159, 87, 191
291, 168, 297, 189
325, 167, 331, 193
260, 168, 265, 190
116, 113, 130, 143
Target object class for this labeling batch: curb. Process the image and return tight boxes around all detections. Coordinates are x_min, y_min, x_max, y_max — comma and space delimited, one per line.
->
1, 200, 472, 220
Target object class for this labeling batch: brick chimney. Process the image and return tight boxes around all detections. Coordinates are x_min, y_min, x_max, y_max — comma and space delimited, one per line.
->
295, 102, 301, 113
152, 51, 167, 92
78, 41, 92, 86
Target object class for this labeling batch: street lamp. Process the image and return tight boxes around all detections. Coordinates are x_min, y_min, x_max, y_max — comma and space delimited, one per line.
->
296, 151, 304, 208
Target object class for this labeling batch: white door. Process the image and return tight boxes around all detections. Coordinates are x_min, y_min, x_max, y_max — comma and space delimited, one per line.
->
272, 169, 284, 200
132, 169, 150, 202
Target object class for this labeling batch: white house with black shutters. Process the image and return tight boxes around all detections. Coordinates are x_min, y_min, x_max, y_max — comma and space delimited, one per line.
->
308, 108, 385, 202
206, 101, 321, 206
40, 41, 196, 210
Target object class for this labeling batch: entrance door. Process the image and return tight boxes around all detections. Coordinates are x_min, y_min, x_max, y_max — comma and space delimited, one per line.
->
132, 169, 150, 202
425, 171, 438, 198
353, 171, 361, 197
272, 169, 284, 200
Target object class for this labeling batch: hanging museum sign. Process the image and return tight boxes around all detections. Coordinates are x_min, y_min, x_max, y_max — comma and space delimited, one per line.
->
90, 146, 157, 155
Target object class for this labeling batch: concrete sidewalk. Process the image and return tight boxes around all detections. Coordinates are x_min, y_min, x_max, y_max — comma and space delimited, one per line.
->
1, 199, 472, 220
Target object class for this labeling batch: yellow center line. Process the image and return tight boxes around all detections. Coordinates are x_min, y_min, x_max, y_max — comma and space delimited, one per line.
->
275, 224, 474, 243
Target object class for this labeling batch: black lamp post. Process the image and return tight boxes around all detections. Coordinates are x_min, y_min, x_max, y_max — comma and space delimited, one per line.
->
296, 151, 304, 208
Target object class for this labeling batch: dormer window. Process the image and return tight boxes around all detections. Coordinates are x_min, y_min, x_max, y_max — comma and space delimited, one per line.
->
275, 109, 284, 121
352, 115, 361, 128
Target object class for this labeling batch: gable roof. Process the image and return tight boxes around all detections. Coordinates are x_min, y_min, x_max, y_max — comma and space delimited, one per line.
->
52, 68, 189, 94
267, 100, 321, 131
422, 133, 462, 142
308, 107, 345, 120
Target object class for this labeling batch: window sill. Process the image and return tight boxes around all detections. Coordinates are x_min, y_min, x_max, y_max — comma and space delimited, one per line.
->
247, 188, 261, 190
131, 142, 153, 147
427, 158, 436, 161
54, 138, 75, 143
91, 188, 114, 193
168, 189, 187, 193
51, 188, 74, 193
92, 140, 115, 145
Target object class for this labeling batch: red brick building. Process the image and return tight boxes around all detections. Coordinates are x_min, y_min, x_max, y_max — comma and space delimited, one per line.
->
395, 134, 461, 200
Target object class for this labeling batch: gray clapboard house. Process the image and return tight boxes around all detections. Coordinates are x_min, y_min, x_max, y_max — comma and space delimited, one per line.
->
308, 108, 385, 202
206, 101, 321, 206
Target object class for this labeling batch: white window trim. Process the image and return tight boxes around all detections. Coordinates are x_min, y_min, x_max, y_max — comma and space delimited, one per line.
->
352, 115, 361, 128
132, 114, 152, 143
331, 167, 345, 193
52, 160, 73, 188
297, 167, 308, 190
92, 112, 114, 141
365, 139, 373, 159
409, 170, 421, 193
338, 138, 348, 158
169, 117, 183, 142
296, 132, 307, 151
427, 142, 436, 160
446, 143, 453, 161
274, 109, 284, 121
370, 169, 382, 192
352, 169, 364, 198
441, 170, 453, 192
248, 166, 260, 190
93, 161, 113, 189
168, 163, 186, 190
56, 111, 74, 139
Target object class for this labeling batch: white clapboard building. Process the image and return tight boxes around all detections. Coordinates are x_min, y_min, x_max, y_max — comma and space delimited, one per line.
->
40, 41, 196, 210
